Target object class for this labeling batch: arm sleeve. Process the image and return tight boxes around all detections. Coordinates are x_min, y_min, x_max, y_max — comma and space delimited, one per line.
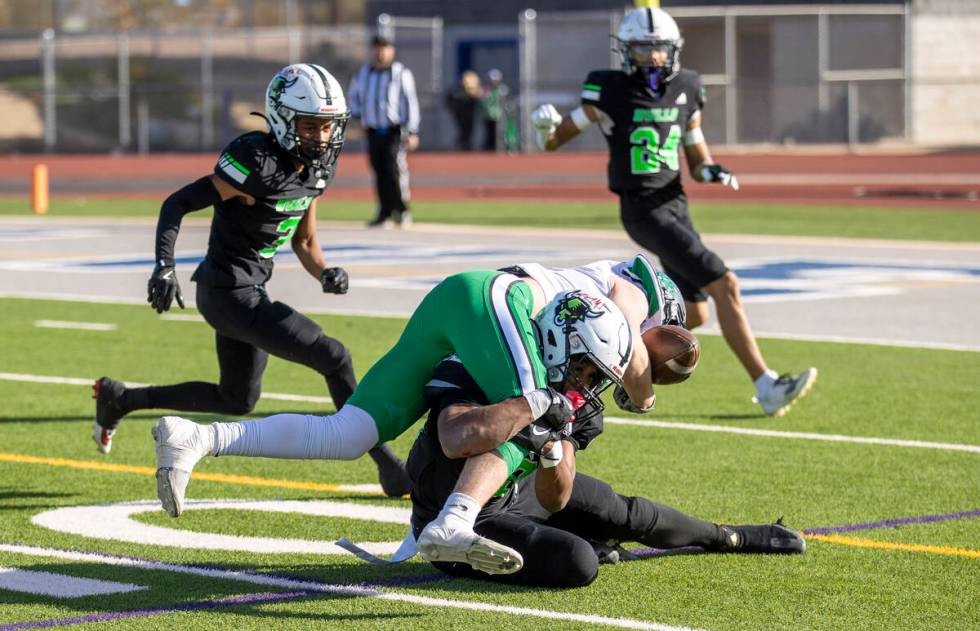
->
154, 177, 222, 267
399, 68, 421, 134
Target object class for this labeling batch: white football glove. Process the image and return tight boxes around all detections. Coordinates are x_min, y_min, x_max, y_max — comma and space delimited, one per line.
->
531, 104, 562, 150
613, 385, 655, 414
701, 164, 739, 191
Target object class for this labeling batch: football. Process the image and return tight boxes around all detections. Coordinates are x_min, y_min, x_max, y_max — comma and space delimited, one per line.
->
643, 325, 700, 385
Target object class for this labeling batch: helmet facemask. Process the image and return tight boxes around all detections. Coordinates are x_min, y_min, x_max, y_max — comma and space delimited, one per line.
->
535, 291, 633, 423
283, 113, 349, 171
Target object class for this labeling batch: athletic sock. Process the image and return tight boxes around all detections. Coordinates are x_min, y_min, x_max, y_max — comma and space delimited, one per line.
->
434, 492, 480, 530
754, 370, 779, 395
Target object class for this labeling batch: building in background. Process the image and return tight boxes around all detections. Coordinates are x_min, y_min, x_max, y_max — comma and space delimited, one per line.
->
0, 0, 976, 152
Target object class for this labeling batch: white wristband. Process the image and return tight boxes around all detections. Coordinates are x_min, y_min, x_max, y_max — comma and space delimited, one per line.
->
523, 388, 553, 419
539, 440, 563, 468
684, 126, 705, 146
569, 106, 592, 131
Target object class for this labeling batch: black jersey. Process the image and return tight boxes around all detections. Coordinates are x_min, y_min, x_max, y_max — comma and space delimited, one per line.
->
407, 356, 536, 533
581, 68, 704, 194
191, 132, 331, 288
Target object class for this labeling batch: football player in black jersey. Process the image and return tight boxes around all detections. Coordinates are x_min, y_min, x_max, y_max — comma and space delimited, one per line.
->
91, 63, 410, 496
407, 355, 805, 587
532, 7, 816, 419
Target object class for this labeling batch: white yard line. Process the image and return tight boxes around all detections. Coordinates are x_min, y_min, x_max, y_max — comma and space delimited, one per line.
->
34, 320, 117, 331
0, 371, 975, 454
0, 372, 333, 404
604, 417, 980, 454
0, 543, 698, 631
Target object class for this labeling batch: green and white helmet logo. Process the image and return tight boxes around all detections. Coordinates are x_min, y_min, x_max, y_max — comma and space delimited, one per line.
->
553, 292, 604, 329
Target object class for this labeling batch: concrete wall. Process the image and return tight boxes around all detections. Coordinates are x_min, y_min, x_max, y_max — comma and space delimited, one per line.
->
911, 0, 980, 145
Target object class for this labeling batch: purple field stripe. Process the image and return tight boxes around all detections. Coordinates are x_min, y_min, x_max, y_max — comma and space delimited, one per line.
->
803, 509, 980, 536
0, 591, 309, 631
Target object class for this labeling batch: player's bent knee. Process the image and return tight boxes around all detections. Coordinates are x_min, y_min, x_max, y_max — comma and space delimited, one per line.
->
220, 388, 261, 415
559, 538, 600, 587
313, 336, 353, 373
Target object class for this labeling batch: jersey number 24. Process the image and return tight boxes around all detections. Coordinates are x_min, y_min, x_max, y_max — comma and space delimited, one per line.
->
630, 124, 681, 174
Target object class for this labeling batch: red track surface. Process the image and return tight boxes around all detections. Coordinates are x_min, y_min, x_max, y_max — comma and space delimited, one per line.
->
1, 151, 978, 207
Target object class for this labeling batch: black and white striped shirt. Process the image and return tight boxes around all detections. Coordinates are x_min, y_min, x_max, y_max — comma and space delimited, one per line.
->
348, 61, 420, 134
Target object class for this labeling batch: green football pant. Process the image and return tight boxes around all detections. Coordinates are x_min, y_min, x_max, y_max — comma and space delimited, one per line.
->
347, 270, 549, 444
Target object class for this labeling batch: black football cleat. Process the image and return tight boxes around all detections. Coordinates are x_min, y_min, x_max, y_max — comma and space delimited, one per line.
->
720, 517, 806, 554
590, 540, 640, 565
92, 377, 128, 454
368, 444, 412, 497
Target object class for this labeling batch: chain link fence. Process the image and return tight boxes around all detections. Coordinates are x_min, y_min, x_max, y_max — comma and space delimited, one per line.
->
519, 5, 909, 150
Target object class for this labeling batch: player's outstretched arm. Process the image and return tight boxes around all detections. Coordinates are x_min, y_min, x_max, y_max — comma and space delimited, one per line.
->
148, 176, 231, 313
437, 399, 534, 459
683, 113, 739, 191
438, 388, 575, 459
289, 200, 348, 294
608, 276, 655, 411
531, 103, 601, 151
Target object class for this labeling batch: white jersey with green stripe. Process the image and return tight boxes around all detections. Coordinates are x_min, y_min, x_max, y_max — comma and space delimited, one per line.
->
506, 254, 672, 333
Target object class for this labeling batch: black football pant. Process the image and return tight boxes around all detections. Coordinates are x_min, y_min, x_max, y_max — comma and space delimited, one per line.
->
366, 127, 409, 221
119, 283, 356, 421
429, 473, 725, 588
619, 186, 729, 303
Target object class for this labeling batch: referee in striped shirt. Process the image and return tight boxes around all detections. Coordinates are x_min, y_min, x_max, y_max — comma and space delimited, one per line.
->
348, 34, 420, 227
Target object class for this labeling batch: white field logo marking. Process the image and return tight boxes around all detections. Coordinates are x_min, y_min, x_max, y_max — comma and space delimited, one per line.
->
32, 499, 409, 556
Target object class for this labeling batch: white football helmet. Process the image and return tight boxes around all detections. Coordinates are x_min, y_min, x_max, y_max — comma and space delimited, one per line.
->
615, 7, 684, 82
265, 63, 350, 170
534, 290, 633, 416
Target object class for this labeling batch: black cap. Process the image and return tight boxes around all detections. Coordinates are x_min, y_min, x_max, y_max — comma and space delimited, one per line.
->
372, 34, 393, 46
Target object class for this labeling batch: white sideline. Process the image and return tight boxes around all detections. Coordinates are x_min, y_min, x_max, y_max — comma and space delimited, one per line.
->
0, 372, 333, 405
1, 371, 976, 454
0, 543, 699, 631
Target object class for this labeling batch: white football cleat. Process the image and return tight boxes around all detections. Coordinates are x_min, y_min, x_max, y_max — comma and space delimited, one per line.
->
152, 416, 211, 518
754, 368, 818, 417
417, 520, 523, 575
92, 421, 115, 454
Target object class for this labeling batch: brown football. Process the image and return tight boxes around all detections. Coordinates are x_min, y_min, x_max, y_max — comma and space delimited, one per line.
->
643, 325, 700, 385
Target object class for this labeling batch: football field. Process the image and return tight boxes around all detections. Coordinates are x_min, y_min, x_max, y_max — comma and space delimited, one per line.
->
0, 211, 978, 630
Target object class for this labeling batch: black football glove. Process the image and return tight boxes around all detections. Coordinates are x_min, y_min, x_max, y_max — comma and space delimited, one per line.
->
613, 384, 655, 415
147, 264, 184, 314
568, 407, 604, 451
701, 164, 739, 190
511, 387, 576, 454
320, 267, 349, 294
511, 420, 563, 454
538, 387, 576, 433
